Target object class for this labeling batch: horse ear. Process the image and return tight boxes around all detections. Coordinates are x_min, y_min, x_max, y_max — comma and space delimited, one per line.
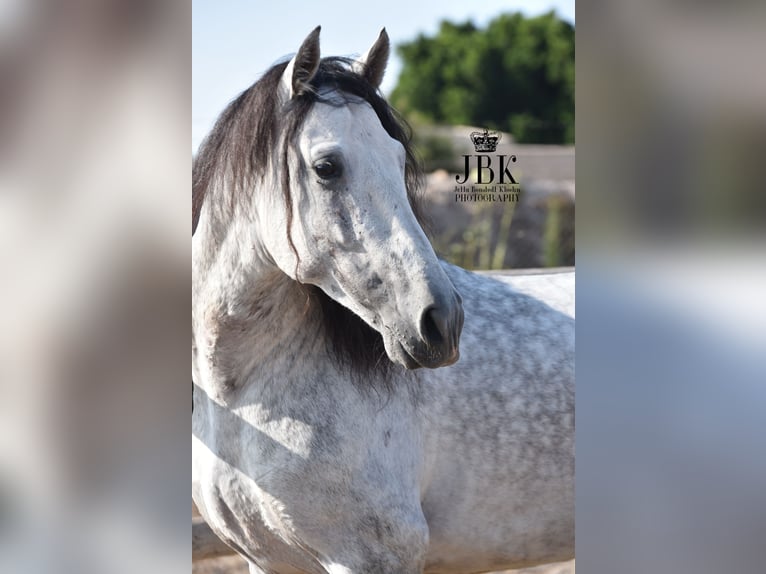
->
281, 26, 321, 99
353, 28, 390, 89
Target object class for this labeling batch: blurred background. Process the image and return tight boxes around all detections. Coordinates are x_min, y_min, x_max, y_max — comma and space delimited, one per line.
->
1, 1, 189, 573
392, 13, 575, 270
1, 1, 765, 574
577, 1, 766, 573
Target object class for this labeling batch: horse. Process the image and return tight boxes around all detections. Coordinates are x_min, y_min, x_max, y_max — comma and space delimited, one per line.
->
192, 27, 574, 574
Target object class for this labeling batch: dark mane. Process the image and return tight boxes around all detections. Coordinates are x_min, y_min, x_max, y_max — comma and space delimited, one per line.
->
193, 57, 427, 378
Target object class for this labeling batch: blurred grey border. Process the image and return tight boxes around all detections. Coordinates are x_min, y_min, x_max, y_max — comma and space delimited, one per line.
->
1, 1, 765, 574
577, 1, 766, 573
0, 1, 189, 573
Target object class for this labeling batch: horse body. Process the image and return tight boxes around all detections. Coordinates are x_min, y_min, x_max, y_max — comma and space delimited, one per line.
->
193, 27, 573, 574
415, 266, 574, 573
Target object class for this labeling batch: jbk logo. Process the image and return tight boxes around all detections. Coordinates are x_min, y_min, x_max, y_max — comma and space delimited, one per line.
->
453, 128, 520, 203
455, 154, 518, 185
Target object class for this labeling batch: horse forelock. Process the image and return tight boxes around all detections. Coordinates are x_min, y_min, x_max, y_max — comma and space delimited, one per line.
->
193, 57, 427, 380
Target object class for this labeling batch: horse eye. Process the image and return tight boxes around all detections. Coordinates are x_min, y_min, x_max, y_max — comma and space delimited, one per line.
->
314, 160, 342, 180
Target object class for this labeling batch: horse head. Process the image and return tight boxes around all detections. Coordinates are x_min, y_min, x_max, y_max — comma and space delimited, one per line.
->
268, 28, 463, 369
202, 28, 463, 370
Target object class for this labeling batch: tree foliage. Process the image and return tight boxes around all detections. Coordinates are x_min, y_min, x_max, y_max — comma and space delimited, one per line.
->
391, 12, 574, 144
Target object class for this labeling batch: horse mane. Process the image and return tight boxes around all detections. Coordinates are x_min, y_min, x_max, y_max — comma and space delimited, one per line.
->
193, 57, 428, 378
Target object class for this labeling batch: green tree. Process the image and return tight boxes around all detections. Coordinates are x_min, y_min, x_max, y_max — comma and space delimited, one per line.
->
391, 12, 574, 144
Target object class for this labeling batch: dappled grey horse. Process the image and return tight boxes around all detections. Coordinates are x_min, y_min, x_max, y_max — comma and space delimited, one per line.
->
192, 27, 574, 574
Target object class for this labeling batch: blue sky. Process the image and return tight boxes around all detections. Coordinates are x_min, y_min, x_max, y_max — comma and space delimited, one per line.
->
192, 0, 575, 152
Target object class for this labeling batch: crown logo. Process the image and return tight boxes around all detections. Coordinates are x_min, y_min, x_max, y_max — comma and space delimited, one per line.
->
470, 128, 501, 153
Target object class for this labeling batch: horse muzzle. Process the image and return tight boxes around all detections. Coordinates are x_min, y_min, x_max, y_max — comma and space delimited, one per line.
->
392, 290, 464, 370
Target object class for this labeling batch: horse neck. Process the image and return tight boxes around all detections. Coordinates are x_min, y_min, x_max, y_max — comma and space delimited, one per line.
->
192, 198, 323, 396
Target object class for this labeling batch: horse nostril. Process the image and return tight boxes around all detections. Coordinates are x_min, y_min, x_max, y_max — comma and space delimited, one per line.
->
420, 306, 448, 346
